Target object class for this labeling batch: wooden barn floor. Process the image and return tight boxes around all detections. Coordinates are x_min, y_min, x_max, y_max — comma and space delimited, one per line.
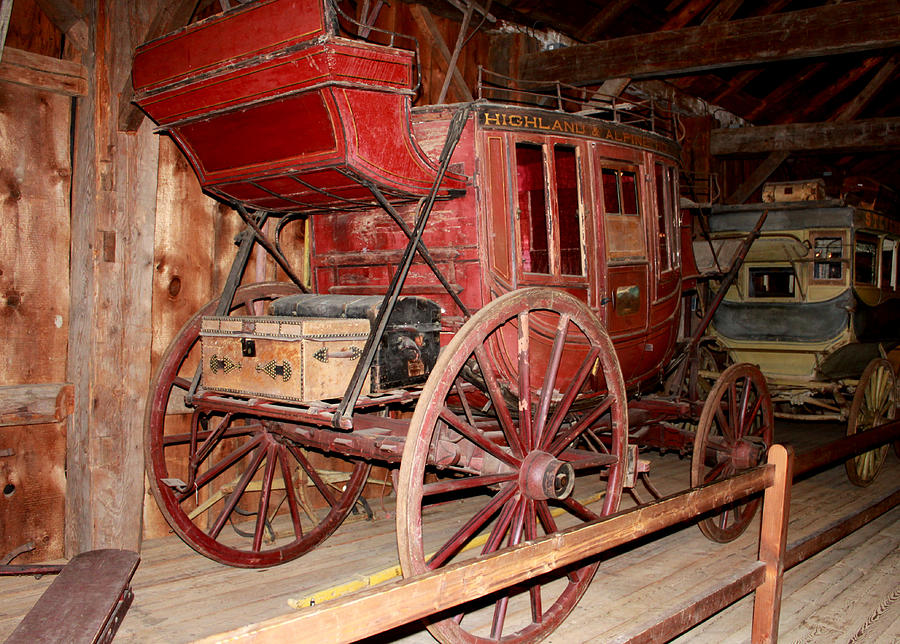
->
1, 421, 897, 643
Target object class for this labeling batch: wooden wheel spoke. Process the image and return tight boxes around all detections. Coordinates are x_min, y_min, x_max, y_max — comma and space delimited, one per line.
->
193, 413, 234, 472
714, 403, 735, 443
474, 345, 525, 458
178, 434, 263, 502
422, 473, 517, 497
286, 444, 338, 508
428, 484, 517, 570
736, 377, 752, 438
560, 496, 600, 522
209, 444, 267, 539
703, 459, 730, 484
739, 389, 764, 438
548, 394, 614, 456
278, 446, 304, 539
440, 406, 520, 468
517, 311, 534, 450
171, 375, 192, 392
534, 314, 571, 447
542, 346, 602, 451
453, 377, 478, 428
253, 444, 279, 551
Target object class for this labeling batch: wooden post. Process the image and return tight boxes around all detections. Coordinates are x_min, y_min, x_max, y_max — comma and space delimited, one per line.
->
752, 444, 794, 643
67, 0, 158, 555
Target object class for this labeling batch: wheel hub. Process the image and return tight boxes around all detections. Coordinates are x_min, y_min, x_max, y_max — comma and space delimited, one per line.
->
730, 439, 758, 470
520, 451, 575, 500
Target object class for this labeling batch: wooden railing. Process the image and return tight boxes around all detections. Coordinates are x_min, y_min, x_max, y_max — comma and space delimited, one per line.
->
198, 420, 899, 644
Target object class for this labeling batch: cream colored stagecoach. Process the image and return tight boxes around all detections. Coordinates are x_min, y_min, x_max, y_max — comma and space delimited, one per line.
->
695, 178, 900, 485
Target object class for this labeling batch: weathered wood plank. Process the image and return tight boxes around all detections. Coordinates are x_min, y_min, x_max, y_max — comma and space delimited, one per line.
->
67, 0, 158, 556
0, 46, 86, 95
712, 117, 900, 156
0, 383, 73, 427
519, 1, 900, 85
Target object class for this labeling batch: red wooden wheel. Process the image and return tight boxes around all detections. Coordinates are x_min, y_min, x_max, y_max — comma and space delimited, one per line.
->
691, 363, 773, 543
144, 282, 371, 568
845, 358, 896, 486
396, 288, 627, 643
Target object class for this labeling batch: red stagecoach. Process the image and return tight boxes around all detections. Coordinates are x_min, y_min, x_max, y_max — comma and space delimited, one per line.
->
134, 1, 773, 641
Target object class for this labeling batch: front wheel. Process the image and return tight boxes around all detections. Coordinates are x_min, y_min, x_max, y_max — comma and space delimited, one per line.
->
691, 363, 774, 543
396, 288, 627, 643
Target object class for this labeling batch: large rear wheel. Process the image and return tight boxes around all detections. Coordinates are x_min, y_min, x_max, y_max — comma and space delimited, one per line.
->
397, 288, 627, 643
145, 282, 371, 567
845, 358, 896, 486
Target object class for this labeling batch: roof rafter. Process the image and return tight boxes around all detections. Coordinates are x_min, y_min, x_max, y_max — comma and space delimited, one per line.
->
519, 0, 900, 85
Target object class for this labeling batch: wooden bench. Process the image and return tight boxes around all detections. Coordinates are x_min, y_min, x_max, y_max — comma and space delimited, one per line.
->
6, 549, 139, 644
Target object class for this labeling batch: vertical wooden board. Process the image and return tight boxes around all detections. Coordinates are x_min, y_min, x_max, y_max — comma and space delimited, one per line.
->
5, 0, 62, 57
0, 83, 71, 386
0, 423, 66, 562
143, 136, 222, 540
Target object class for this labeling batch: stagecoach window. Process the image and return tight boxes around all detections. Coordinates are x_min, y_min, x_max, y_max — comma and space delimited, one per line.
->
516, 142, 550, 274
749, 267, 795, 298
881, 238, 896, 288
854, 236, 877, 285
812, 237, 843, 280
554, 144, 583, 276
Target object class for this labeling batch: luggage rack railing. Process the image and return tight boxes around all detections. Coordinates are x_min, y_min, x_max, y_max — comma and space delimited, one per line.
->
330, 0, 423, 95
476, 67, 677, 139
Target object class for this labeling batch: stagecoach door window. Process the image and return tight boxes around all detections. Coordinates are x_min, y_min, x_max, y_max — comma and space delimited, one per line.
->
515, 142, 550, 274
601, 168, 639, 216
554, 144, 583, 276
854, 235, 877, 285
881, 238, 896, 289
812, 236, 843, 281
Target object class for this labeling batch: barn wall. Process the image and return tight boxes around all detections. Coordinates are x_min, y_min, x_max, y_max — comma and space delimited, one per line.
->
0, 82, 71, 563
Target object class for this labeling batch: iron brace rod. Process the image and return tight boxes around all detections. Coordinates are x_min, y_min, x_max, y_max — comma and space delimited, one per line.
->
671, 209, 769, 398
366, 181, 471, 318
334, 104, 472, 428
234, 204, 309, 293
186, 211, 270, 403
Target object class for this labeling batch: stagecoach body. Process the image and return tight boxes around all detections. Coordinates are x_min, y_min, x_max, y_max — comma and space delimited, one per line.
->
132, 1, 779, 640
698, 181, 900, 398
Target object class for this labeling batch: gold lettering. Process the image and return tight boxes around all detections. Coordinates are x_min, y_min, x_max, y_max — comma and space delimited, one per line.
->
483, 112, 502, 126
537, 117, 551, 130
522, 115, 539, 128
508, 114, 523, 127
553, 120, 565, 132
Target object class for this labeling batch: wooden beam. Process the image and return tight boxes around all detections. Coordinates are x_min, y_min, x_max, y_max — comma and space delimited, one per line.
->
712, 117, 900, 156
0, 46, 87, 96
834, 54, 900, 121
68, 0, 158, 556
0, 383, 74, 428
520, 0, 900, 85
34, 0, 88, 51
408, 4, 473, 103
575, 0, 632, 41
724, 152, 789, 205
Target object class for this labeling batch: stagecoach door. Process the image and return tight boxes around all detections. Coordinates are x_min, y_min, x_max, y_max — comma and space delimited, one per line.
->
594, 150, 650, 344
481, 133, 593, 302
